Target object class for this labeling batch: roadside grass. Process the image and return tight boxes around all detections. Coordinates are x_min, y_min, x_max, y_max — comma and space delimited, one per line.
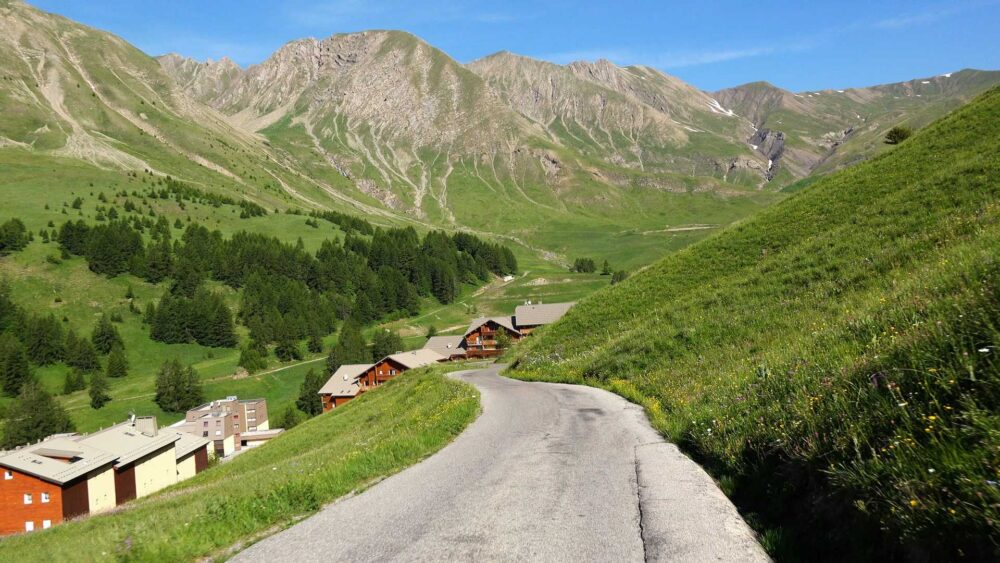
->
509, 87, 1000, 559
0, 367, 479, 561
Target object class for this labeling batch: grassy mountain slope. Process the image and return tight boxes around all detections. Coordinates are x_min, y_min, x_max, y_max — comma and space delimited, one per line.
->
511, 88, 1000, 559
0, 368, 478, 561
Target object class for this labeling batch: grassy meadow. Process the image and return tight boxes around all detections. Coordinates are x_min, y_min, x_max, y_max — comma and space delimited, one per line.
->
510, 87, 1000, 559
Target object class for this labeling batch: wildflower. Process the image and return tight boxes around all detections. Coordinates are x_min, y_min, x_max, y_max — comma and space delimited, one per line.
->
928, 468, 935, 473
909, 499, 919, 507
949, 508, 957, 515
928, 415, 937, 421
898, 402, 908, 407
979, 347, 991, 353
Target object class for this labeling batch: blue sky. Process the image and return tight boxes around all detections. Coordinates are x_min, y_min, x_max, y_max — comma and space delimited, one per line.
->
30, 0, 1000, 91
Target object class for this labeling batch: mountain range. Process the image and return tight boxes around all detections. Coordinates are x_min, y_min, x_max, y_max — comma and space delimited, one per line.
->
2, 0, 998, 264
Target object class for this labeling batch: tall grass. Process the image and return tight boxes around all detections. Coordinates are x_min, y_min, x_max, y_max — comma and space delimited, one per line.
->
511, 87, 1000, 559
0, 368, 479, 561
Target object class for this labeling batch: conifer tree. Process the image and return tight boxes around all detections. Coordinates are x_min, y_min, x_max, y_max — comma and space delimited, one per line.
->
0, 335, 31, 396
154, 359, 203, 412
237, 345, 267, 374
295, 368, 325, 416
2, 380, 75, 449
92, 313, 122, 354
106, 343, 128, 378
25, 314, 64, 365
62, 368, 87, 394
65, 329, 101, 372
371, 329, 403, 361
89, 370, 111, 409
601, 260, 612, 275
326, 322, 368, 373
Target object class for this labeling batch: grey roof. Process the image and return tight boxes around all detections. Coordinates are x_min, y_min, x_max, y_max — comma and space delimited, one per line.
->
173, 431, 210, 461
384, 349, 446, 369
422, 335, 466, 357
0, 438, 117, 485
514, 302, 575, 327
319, 363, 371, 396
75, 421, 179, 468
464, 316, 520, 336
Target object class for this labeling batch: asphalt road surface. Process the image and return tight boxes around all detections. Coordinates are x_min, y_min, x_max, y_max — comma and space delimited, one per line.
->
235, 365, 769, 562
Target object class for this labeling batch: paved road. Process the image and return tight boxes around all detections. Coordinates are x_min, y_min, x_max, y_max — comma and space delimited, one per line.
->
236, 365, 768, 562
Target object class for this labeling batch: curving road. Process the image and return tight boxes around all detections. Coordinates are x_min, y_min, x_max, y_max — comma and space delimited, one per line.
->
236, 365, 768, 562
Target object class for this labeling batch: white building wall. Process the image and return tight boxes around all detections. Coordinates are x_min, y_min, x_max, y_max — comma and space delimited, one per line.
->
175, 454, 197, 482
134, 447, 177, 498
86, 466, 116, 514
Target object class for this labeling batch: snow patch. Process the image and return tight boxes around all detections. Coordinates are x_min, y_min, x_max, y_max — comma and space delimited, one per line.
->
767, 159, 773, 170
921, 80, 931, 84
941, 72, 953, 78
682, 125, 702, 133
836, 90, 845, 93
706, 98, 737, 117
750, 144, 758, 150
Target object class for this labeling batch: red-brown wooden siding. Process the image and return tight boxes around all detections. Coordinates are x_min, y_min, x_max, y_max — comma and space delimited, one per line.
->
61, 477, 89, 520
113, 465, 136, 505
194, 448, 209, 473
0, 469, 65, 535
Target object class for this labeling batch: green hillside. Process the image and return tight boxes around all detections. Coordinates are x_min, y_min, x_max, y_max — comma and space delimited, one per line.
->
511, 87, 1000, 559
0, 367, 478, 561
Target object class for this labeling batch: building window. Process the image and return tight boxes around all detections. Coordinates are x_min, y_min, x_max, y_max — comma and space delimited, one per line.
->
41, 492, 50, 504
202, 431, 208, 437
215, 430, 222, 436
203, 421, 208, 427
42, 520, 51, 529
4, 470, 12, 480
23, 493, 32, 505
25, 521, 34, 532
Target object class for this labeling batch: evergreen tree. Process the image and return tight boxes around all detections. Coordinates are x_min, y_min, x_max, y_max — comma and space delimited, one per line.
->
601, 260, 612, 276
274, 336, 302, 362
89, 370, 111, 409
24, 314, 64, 365
65, 329, 101, 372
307, 329, 324, 354
106, 343, 128, 378
0, 218, 30, 254
611, 270, 629, 285
63, 369, 87, 394
144, 238, 173, 283
326, 322, 368, 373
237, 345, 267, 374
154, 359, 203, 413
0, 335, 31, 396
92, 313, 122, 354
371, 329, 403, 361
426, 325, 438, 338
1, 380, 75, 449
295, 368, 325, 416
278, 405, 303, 429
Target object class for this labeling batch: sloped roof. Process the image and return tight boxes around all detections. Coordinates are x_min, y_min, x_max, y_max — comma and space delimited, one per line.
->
173, 431, 210, 461
384, 349, 446, 369
75, 421, 179, 467
319, 363, 371, 396
514, 302, 576, 327
0, 438, 117, 485
464, 316, 520, 336
422, 335, 466, 357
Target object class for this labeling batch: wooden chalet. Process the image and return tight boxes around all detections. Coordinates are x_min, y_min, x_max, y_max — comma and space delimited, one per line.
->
318, 363, 370, 413
462, 316, 521, 358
